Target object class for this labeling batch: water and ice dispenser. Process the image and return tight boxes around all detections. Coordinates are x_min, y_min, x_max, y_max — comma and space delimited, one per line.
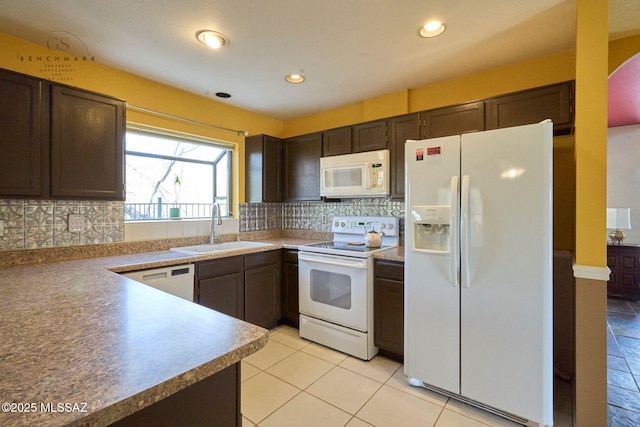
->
411, 206, 451, 252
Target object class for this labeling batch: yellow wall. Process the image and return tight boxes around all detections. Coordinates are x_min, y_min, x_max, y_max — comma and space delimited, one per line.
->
283, 50, 576, 138
574, 0, 609, 424
609, 33, 640, 73
0, 31, 284, 207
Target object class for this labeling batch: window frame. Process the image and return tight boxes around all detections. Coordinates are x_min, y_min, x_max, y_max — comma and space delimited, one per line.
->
124, 124, 233, 221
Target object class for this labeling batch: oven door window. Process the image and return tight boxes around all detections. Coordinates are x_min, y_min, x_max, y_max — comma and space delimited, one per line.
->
310, 269, 351, 309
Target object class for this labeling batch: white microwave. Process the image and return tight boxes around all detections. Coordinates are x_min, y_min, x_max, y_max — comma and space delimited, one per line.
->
320, 150, 389, 198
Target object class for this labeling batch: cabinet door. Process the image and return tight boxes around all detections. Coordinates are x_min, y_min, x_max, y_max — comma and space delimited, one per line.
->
245, 135, 282, 202
487, 81, 574, 135
353, 119, 387, 152
322, 126, 352, 156
245, 264, 281, 329
263, 136, 283, 202
282, 256, 299, 327
374, 260, 404, 357
50, 85, 125, 199
421, 101, 485, 138
198, 273, 245, 319
0, 69, 46, 197
388, 114, 421, 200
374, 277, 404, 356
607, 245, 640, 299
284, 133, 322, 201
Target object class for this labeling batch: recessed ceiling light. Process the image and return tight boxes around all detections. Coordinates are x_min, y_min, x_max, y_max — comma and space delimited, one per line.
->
196, 30, 229, 49
285, 74, 305, 84
419, 20, 446, 38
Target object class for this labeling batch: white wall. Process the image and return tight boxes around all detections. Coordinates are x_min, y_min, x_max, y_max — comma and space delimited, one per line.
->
607, 124, 640, 244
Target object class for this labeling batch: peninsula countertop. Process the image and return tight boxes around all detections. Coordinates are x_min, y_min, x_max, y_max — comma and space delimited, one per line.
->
0, 245, 282, 426
0, 236, 403, 426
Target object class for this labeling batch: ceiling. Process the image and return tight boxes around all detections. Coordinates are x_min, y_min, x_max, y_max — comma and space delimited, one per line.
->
0, 0, 639, 122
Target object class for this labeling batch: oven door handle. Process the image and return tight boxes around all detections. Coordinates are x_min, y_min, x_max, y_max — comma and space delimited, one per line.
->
298, 254, 368, 269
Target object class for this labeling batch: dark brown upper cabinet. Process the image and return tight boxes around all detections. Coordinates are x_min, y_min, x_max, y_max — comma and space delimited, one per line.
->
0, 68, 125, 200
0, 69, 47, 197
487, 81, 574, 135
422, 101, 485, 139
322, 126, 352, 156
353, 119, 387, 152
388, 113, 421, 200
245, 134, 283, 202
284, 132, 322, 201
51, 85, 125, 200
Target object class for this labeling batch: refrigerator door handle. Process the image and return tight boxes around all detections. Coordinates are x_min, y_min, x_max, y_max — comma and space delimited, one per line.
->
450, 175, 459, 287
461, 175, 471, 288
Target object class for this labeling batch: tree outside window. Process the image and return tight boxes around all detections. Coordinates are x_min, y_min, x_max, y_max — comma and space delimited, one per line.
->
124, 129, 232, 220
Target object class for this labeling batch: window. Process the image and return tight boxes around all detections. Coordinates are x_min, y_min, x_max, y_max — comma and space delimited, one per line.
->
125, 126, 232, 221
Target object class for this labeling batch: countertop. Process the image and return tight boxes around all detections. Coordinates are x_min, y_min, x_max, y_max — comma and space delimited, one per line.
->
0, 239, 315, 426
0, 236, 402, 426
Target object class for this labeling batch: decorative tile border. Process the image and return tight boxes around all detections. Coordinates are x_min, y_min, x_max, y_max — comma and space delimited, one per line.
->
239, 198, 405, 238
0, 199, 125, 252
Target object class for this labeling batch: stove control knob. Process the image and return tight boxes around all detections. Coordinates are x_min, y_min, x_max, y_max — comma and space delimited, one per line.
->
380, 223, 386, 229
334, 221, 340, 227
340, 222, 346, 227
387, 223, 394, 230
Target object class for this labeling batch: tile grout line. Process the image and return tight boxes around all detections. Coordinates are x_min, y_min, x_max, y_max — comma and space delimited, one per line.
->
250, 326, 511, 426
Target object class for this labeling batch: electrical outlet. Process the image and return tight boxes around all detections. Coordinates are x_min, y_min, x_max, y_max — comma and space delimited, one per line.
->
0, 219, 4, 237
68, 214, 85, 232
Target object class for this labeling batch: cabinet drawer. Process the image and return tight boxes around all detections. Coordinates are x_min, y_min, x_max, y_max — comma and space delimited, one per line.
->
245, 250, 280, 269
283, 249, 298, 264
197, 256, 243, 279
374, 260, 404, 281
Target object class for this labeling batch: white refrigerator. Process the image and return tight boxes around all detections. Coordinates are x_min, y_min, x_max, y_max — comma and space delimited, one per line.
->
404, 121, 553, 426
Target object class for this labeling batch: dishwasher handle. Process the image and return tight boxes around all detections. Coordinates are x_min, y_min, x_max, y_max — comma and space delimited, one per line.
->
142, 272, 168, 281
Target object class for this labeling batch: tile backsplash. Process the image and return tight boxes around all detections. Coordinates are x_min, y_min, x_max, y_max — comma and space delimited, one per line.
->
1, 197, 405, 252
240, 198, 405, 235
0, 199, 124, 251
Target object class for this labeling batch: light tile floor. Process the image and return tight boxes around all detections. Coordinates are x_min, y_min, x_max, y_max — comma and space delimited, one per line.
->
241, 325, 573, 427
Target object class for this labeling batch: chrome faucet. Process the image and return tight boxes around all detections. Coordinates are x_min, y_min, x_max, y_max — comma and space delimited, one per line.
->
210, 202, 222, 244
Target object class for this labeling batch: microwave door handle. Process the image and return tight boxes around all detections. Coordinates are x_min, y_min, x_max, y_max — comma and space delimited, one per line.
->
364, 162, 371, 189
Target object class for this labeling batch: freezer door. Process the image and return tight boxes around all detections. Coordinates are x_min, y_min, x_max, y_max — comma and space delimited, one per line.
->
460, 122, 553, 425
404, 136, 461, 394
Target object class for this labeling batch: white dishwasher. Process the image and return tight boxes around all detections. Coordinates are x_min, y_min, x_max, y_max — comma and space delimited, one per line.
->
122, 264, 195, 302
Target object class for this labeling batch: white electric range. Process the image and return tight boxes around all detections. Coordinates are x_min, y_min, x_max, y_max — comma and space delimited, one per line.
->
298, 216, 399, 360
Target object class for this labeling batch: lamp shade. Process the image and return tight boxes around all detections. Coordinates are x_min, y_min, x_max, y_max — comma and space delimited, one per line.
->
607, 207, 632, 229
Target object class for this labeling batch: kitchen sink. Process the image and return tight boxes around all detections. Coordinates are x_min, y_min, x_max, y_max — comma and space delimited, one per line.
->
170, 241, 274, 255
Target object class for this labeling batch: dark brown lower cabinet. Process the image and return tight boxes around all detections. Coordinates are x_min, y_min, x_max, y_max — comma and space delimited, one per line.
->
245, 250, 282, 329
111, 362, 240, 427
197, 256, 245, 319
196, 251, 283, 329
608, 244, 640, 300
282, 249, 299, 327
374, 259, 404, 359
